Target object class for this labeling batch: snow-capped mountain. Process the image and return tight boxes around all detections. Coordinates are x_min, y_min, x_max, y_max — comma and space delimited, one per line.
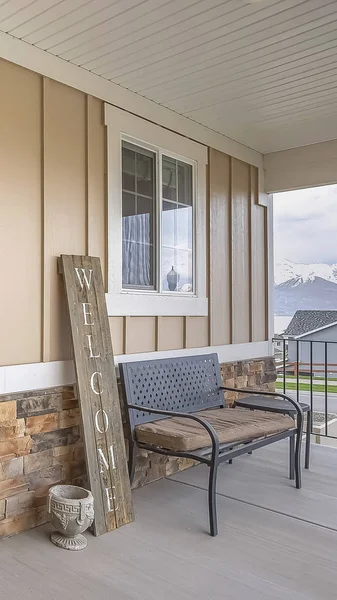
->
275, 259, 337, 286
274, 260, 337, 316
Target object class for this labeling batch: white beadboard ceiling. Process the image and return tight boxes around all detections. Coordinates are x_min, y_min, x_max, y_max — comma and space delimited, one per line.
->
2, 0, 337, 153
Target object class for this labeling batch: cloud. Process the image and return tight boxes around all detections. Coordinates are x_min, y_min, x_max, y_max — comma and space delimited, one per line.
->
274, 184, 337, 264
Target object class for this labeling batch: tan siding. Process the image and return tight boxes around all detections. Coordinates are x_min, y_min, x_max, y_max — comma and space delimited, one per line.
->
209, 149, 231, 346
185, 317, 209, 348
251, 168, 268, 342
43, 78, 86, 361
0, 59, 270, 367
109, 317, 124, 355
125, 317, 156, 354
231, 158, 251, 344
87, 95, 106, 288
157, 317, 184, 351
0, 61, 42, 366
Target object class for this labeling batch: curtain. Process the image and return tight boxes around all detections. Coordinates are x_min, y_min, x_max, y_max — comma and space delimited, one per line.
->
122, 213, 151, 287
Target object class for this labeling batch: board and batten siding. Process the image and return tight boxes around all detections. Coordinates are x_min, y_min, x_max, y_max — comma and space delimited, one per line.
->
209, 149, 268, 347
0, 58, 268, 368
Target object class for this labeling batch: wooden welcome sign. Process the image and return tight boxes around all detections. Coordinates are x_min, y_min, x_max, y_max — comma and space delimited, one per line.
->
59, 255, 134, 536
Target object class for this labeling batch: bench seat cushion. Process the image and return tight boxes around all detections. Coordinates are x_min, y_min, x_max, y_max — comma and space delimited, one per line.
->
135, 408, 295, 452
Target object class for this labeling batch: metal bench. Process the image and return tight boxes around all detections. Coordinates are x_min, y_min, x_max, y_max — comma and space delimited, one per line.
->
120, 353, 303, 537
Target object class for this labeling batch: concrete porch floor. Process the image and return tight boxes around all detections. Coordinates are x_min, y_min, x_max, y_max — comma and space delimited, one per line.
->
1, 441, 337, 600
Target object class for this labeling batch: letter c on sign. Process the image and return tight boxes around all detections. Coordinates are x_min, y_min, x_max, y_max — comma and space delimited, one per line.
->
90, 371, 103, 395
95, 409, 109, 434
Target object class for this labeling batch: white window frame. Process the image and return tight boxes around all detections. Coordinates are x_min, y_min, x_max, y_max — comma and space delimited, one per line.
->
105, 103, 208, 317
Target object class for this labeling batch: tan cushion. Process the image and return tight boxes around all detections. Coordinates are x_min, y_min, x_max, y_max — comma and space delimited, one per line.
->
135, 408, 294, 452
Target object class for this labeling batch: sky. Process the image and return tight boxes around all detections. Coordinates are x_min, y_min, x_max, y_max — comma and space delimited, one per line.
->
274, 184, 337, 265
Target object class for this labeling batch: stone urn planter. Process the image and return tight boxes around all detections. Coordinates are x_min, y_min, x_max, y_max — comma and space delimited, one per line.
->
48, 484, 94, 551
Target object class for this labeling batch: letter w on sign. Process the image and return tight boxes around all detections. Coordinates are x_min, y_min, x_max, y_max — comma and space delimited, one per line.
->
59, 255, 134, 536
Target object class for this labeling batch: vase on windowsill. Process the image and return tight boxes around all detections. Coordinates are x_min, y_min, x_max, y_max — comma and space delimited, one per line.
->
48, 484, 94, 551
167, 266, 180, 291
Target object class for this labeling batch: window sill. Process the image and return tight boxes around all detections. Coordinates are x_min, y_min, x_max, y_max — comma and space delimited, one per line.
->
106, 292, 208, 317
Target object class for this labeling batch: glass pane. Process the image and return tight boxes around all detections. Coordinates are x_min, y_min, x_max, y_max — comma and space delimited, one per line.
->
122, 210, 153, 286
162, 156, 176, 201
122, 192, 135, 217
122, 147, 135, 192
162, 203, 192, 250
177, 205, 192, 251
162, 247, 176, 292
122, 144, 156, 289
137, 153, 154, 197
162, 201, 175, 247
178, 161, 192, 206
176, 250, 193, 292
161, 248, 193, 293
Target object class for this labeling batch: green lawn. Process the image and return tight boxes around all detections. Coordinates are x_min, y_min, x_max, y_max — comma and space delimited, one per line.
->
276, 381, 337, 393
283, 374, 330, 381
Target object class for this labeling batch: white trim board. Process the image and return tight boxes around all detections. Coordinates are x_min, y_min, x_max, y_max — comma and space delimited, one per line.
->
0, 342, 269, 395
106, 293, 208, 317
294, 321, 337, 339
0, 32, 262, 169
105, 104, 208, 316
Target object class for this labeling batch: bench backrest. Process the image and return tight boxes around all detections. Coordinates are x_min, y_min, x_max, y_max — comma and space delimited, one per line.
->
120, 353, 224, 427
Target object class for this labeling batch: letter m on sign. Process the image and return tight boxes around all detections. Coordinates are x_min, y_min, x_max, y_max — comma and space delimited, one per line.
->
59, 255, 134, 536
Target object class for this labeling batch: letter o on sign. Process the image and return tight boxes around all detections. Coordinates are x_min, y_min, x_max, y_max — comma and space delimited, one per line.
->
95, 409, 109, 434
90, 371, 103, 395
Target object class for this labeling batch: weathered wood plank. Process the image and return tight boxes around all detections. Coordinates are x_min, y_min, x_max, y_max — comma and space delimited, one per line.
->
59, 255, 134, 535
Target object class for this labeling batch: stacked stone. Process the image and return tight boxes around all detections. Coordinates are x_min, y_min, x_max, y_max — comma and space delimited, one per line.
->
220, 357, 277, 405
0, 386, 85, 537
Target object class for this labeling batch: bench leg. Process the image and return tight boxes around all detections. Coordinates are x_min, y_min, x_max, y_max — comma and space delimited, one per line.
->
208, 461, 218, 537
295, 417, 303, 490
128, 441, 137, 485
305, 410, 311, 470
289, 434, 295, 480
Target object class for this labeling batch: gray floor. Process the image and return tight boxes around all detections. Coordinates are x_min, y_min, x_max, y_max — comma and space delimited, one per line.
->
1, 441, 337, 600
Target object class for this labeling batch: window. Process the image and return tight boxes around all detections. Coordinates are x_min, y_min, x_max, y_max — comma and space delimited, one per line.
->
122, 143, 156, 289
121, 143, 194, 294
105, 104, 207, 316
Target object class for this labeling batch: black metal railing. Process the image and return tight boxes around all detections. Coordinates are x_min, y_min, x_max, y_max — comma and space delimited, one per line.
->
273, 337, 337, 440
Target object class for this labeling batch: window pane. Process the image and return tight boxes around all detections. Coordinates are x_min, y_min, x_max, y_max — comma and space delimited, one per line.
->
122, 192, 135, 217
122, 147, 135, 192
162, 248, 193, 293
178, 162, 192, 206
177, 205, 192, 250
162, 201, 175, 247
162, 203, 192, 250
137, 153, 154, 197
176, 250, 193, 293
122, 143, 156, 288
161, 158, 194, 293
162, 156, 176, 201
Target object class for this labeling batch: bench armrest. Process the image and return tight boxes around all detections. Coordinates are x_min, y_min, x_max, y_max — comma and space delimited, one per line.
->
127, 403, 220, 457
220, 386, 304, 418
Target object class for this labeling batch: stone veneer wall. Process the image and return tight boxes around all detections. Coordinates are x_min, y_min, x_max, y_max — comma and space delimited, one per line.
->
0, 386, 85, 537
0, 356, 276, 537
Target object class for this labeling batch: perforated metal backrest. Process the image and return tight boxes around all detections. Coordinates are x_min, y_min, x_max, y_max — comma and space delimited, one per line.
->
120, 353, 224, 426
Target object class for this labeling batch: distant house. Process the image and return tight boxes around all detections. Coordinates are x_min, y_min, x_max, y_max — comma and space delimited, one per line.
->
285, 311, 337, 376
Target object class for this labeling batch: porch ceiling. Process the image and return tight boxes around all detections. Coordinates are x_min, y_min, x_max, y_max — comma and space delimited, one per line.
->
1, 0, 337, 153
